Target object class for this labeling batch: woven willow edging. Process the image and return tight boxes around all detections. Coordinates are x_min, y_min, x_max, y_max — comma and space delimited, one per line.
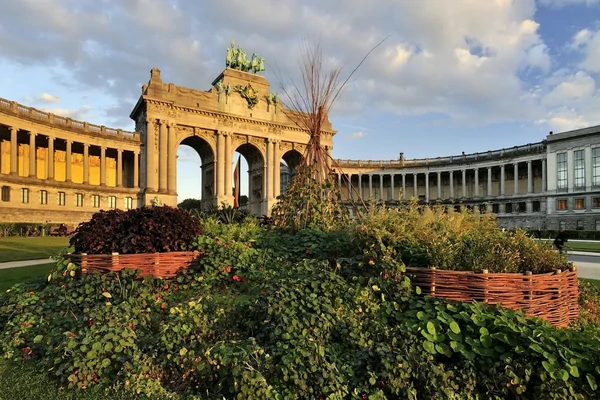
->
68, 251, 203, 279
405, 265, 579, 328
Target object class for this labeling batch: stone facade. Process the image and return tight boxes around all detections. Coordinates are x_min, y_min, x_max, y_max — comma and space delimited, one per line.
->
333, 125, 600, 231
0, 67, 334, 224
1, 66, 600, 229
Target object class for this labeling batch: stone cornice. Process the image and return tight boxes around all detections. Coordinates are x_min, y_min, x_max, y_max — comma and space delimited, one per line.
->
0, 97, 140, 143
142, 97, 336, 138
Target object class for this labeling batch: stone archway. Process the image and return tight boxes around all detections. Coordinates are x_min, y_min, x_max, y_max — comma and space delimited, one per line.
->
280, 149, 303, 195
177, 135, 216, 210
233, 142, 265, 216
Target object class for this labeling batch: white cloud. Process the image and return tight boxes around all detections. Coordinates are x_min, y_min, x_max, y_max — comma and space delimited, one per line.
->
570, 28, 600, 72
538, 0, 599, 8
0, 0, 595, 134
37, 93, 60, 103
348, 131, 366, 139
42, 105, 92, 120
542, 71, 596, 106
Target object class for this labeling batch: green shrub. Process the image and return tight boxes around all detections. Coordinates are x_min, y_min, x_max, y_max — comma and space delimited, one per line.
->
352, 202, 566, 273
69, 206, 202, 254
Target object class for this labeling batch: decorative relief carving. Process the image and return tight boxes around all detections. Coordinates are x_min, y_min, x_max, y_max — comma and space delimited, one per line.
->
214, 117, 235, 127
280, 141, 293, 152
249, 136, 266, 150
146, 102, 179, 119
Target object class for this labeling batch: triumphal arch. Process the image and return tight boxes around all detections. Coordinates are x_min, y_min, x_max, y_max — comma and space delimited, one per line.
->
131, 44, 335, 215
0, 44, 335, 224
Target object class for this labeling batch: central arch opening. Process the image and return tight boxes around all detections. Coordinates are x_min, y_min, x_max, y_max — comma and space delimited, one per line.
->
176, 136, 214, 210
232, 143, 264, 215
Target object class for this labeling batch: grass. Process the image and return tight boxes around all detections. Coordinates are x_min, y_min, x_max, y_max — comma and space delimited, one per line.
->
538, 239, 600, 253
0, 236, 70, 262
580, 278, 600, 289
0, 263, 56, 292
0, 360, 179, 400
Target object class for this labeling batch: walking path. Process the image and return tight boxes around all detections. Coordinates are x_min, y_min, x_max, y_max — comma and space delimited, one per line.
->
0, 258, 54, 270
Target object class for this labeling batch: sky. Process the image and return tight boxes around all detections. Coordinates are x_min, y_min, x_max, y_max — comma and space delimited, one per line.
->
1, 0, 600, 202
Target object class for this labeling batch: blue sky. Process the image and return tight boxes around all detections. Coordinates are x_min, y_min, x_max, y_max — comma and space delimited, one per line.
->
1, 0, 599, 202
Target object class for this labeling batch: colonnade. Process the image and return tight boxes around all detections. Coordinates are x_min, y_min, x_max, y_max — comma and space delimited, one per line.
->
337, 158, 547, 203
0, 124, 139, 188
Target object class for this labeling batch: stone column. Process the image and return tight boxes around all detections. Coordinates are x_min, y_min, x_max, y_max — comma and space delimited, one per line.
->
134, 151, 139, 189
401, 173, 406, 200
527, 161, 533, 193
350, 174, 354, 201
338, 173, 342, 192
567, 149, 574, 191
461, 169, 466, 198
379, 174, 384, 200
449, 171, 454, 198
224, 133, 232, 200
47, 136, 54, 180
474, 169, 479, 197
542, 159, 547, 192
369, 174, 373, 198
272, 140, 280, 199
513, 163, 518, 195
358, 174, 362, 198
265, 139, 272, 200
9, 127, 17, 175
66, 140, 72, 183
83, 144, 89, 184
487, 167, 492, 197
413, 173, 418, 197
391, 174, 395, 201
100, 146, 107, 186
117, 149, 123, 187
145, 118, 158, 192
425, 173, 429, 202
167, 124, 177, 194
216, 133, 225, 197
500, 165, 505, 196
159, 121, 168, 192
586, 146, 593, 190
28, 132, 36, 178
437, 171, 441, 199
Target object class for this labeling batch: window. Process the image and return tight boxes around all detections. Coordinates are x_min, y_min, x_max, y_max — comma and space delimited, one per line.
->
575, 198, 585, 210
557, 152, 568, 190
1, 186, 10, 202
124, 197, 133, 210
92, 195, 100, 208
557, 199, 568, 210
39, 190, 47, 205
575, 150, 585, 188
108, 196, 116, 209
577, 220, 585, 230
594, 197, 600, 208
559, 221, 566, 230
505, 203, 513, 213
21, 188, 29, 204
58, 191, 66, 206
594, 148, 600, 186
75, 193, 83, 207
596, 220, 600, 231
492, 203, 500, 214
533, 201, 541, 212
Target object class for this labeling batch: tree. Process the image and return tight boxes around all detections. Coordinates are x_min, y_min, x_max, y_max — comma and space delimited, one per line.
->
271, 39, 387, 231
177, 198, 202, 211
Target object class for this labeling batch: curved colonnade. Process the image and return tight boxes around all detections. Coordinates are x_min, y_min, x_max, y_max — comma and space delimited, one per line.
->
0, 98, 141, 225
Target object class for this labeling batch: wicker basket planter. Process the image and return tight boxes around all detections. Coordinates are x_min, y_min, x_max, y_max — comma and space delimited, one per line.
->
68, 251, 203, 279
405, 264, 579, 328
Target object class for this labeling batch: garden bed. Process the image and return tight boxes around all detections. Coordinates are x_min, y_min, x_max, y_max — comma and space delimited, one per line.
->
67, 251, 203, 278
406, 264, 579, 328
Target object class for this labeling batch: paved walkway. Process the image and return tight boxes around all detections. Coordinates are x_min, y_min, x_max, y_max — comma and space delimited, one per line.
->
0, 258, 54, 270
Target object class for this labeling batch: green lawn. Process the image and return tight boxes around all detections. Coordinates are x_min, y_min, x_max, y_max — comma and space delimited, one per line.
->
538, 239, 600, 253
0, 236, 70, 262
0, 263, 56, 292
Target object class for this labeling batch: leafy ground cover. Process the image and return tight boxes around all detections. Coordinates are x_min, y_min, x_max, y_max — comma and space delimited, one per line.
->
0, 263, 56, 292
1, 205, 597, 399
0, 236, 70, 262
